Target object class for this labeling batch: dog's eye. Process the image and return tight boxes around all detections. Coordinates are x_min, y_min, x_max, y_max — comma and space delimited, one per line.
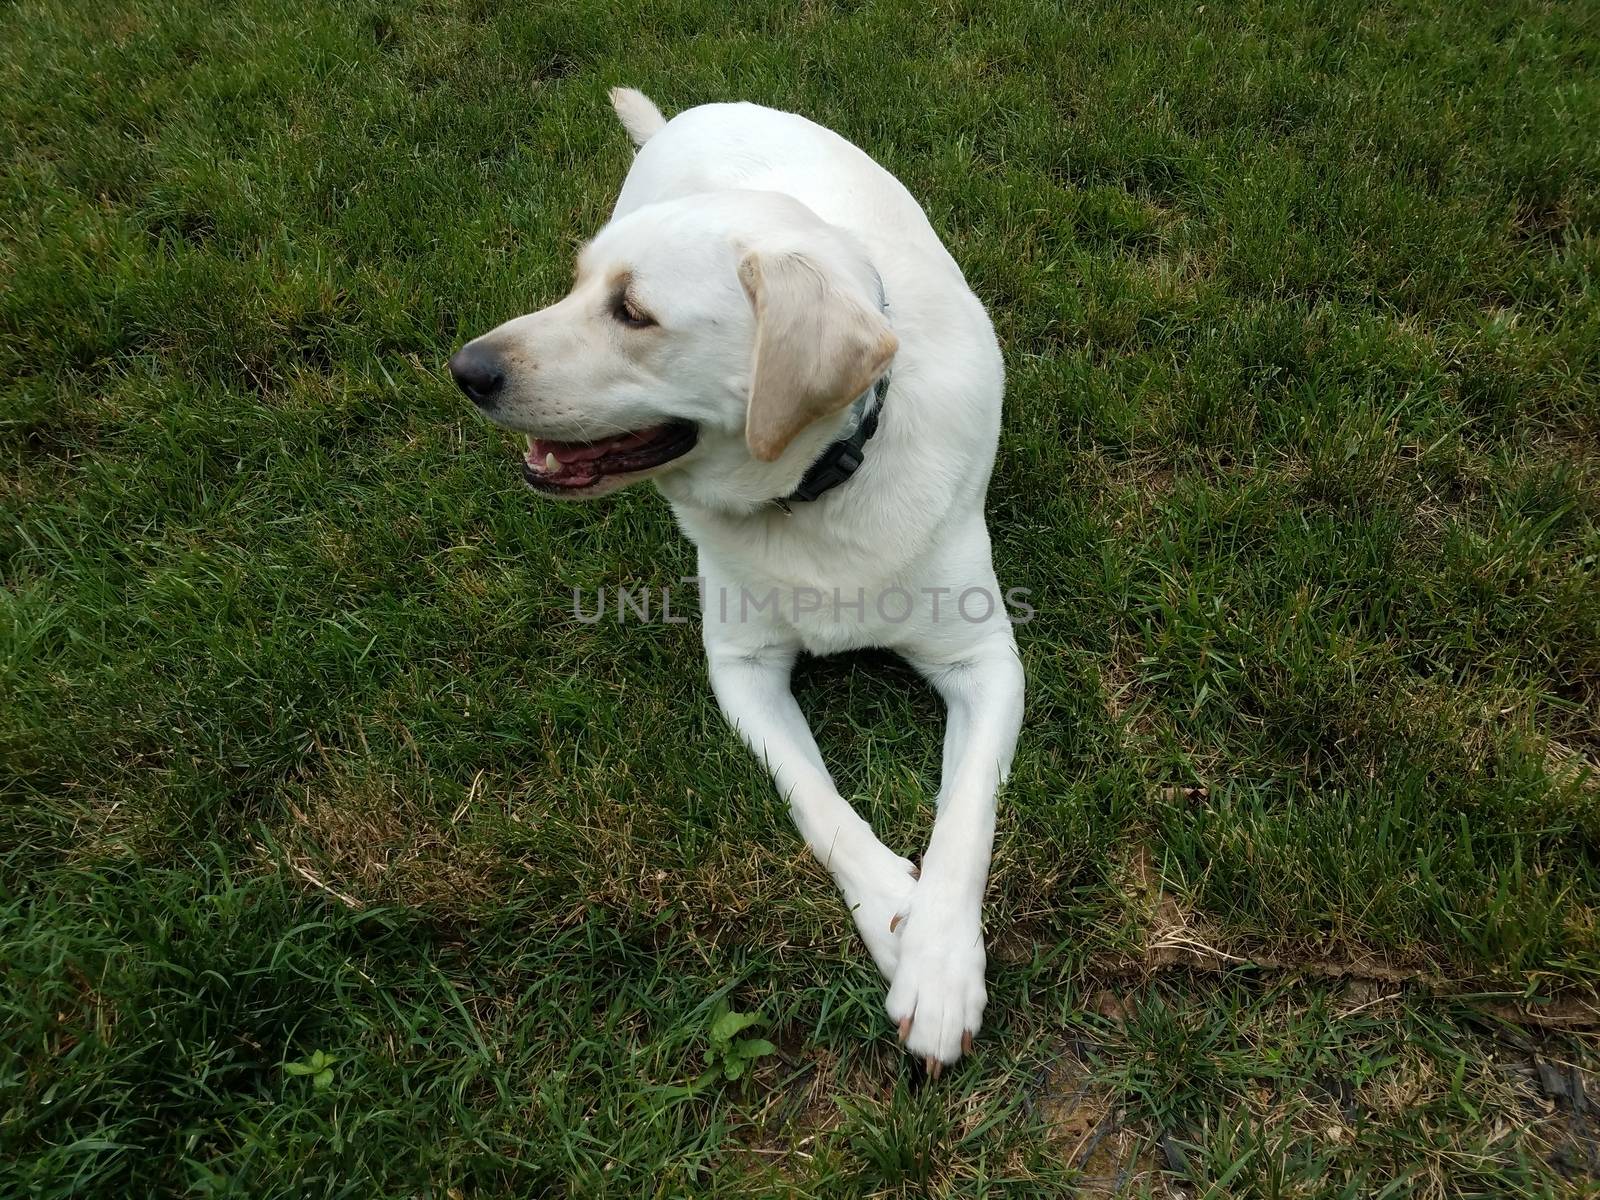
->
613, 294, 655, 329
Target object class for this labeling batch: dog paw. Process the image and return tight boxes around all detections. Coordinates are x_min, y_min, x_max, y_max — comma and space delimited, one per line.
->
836, 845, 919, 980
883, 898, 985, 1075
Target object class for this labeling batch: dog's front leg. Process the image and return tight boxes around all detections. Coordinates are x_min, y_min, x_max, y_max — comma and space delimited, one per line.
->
889, 634, 1025, 1072
706, 641, 918, 977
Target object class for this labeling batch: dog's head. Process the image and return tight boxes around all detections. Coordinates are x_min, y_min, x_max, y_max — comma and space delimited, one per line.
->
448, 191, 896, 507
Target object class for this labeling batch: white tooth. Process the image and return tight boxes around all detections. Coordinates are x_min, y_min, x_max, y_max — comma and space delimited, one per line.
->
545, 452, 559, 473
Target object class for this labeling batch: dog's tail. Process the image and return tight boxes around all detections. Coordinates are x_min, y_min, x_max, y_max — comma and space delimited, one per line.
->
609, 87, 667, 148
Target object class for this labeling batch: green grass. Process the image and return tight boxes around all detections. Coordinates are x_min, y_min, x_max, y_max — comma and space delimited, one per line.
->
3, 0, 1599, 1194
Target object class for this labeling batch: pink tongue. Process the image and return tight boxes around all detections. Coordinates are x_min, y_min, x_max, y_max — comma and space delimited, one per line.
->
535, 428, 658, 465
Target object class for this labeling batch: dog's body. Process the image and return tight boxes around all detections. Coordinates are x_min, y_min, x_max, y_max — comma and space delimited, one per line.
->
451, 91, 1024, 1070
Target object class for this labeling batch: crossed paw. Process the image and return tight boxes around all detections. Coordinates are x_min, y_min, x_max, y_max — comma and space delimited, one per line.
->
837, 843, 919, 978
843, 859, 986, 1076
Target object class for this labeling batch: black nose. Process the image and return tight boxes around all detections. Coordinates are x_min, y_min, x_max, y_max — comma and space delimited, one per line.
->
447, 344, 506, 407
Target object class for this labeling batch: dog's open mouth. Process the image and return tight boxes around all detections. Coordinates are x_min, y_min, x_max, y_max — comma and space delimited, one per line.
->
521, 421, 698, 491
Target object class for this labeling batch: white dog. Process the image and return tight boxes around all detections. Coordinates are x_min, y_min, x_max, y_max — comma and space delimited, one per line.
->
450, 89, 1024, 1072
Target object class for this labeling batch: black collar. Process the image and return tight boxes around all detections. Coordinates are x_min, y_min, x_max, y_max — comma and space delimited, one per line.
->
775, 372, 888, 511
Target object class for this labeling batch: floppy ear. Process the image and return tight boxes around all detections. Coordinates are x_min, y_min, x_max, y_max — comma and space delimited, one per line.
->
737, 249, 897, 463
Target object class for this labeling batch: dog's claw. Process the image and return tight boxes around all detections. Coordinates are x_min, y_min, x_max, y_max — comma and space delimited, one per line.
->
888, 913, 902, 933
898, 1016, 912, 1043
910, 863, 920, 880
926, 1056, 941, 1079
962, 1030, 973, 1055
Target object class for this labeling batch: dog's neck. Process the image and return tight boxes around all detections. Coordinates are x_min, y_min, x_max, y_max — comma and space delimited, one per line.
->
659, 385, 890, 525
770, 275, 892, 511
771, 372, 888, 513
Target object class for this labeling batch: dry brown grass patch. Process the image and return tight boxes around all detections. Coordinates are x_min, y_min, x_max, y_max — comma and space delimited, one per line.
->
266, 768, 504, 913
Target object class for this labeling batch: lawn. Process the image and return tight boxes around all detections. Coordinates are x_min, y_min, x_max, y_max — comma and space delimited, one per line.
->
3, 0, 1599, 1194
